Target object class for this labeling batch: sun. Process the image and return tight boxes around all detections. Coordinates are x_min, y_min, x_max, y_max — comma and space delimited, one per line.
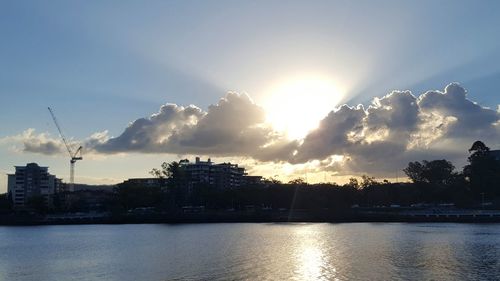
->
263, 75, 344, 140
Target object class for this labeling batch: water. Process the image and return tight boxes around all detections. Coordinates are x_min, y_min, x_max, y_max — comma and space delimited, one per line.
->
0, 223, 499, 281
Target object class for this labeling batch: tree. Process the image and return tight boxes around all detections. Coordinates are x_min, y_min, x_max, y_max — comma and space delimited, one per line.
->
423, 160, 455, 186
150, 161, 187, 207
288, 178, 307, 185
404, 160, 456, 186
167, 161, 184, 187
403, 161, 426, 183
150, 161, 180, 179
360, 175, 378, 189
469, 140, 489, 157
265, 177, 282, 185
0, 193, 12, 213
150, 161, 186, 186
115, 182, 163, 210
345, 177, 360, 189
26, 195, 47, 213
463, 141, 500, 197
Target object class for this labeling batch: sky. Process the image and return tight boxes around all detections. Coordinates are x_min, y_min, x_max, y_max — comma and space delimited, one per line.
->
1, 1, 500, 193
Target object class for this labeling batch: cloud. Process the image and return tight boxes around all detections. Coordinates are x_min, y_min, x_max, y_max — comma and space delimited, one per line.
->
0, 129, 66, 155
417, 83, 499, 139
91, 103, 205, 153
90, 92, 297, 161
292, 104, 366, 163
293, 83, 499, 176
10, 83, 500, 178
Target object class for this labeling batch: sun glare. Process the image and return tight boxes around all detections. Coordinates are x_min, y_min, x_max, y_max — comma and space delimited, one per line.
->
264, 76, 344, 140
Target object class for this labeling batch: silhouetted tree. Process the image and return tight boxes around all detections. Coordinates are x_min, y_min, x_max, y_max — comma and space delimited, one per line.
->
0, 193, 12, 213
403, 160, 456, 185
345, 177, 359, 189
463, 141, 500, 197
403, 161, 426, 183
26, 195, 47, 213
360, 175, 378, 189
150, 161, 184, 185
288, 178, 307, 185
469, 141, 489, 156
150, 161, 185, 184
150, 160, 190, 207
115, 183, 163, 210
264, 177, 282, 185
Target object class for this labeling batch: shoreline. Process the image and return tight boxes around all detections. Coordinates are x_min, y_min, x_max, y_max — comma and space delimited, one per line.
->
2, 210, 500, 226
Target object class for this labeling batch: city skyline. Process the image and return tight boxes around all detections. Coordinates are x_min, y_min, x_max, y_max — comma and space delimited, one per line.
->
1, 1, 500, 192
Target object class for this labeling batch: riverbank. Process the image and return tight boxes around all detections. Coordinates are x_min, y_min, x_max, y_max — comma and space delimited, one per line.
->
2, 208, 500, 225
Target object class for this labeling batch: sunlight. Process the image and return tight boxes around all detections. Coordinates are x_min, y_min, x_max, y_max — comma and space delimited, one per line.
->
293, 225, 338, 281
299, 247, 324, 280
263, 75, 344, 140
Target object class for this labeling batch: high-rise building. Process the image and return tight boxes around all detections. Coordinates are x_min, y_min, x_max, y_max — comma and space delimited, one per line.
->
7, 163, 60, 209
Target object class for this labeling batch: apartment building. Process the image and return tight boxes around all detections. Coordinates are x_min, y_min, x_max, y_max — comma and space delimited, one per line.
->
7, 163, 60, 209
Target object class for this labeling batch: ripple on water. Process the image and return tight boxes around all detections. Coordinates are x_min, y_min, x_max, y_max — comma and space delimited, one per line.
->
0, 223, 499, 281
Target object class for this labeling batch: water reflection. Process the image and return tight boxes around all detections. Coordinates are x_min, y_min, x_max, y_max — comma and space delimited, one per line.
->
0, 223, 499, 281
293, 225, 338, 281
298, 246, 323, 280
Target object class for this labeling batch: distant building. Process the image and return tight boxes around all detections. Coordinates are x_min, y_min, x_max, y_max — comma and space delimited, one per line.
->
121, 157, 263, 192
181, 157, 260, 190
211, 162, 246, 189
181, 157, 213, 187
122, 178, 164, 188
51, 178, 65, 193
7, 163, 60, 209
241, 175, 263, 186
489, 150, 500, 161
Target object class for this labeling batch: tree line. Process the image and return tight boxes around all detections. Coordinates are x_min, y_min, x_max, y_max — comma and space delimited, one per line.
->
1, 140, 498, 214
113, 140, 499, 212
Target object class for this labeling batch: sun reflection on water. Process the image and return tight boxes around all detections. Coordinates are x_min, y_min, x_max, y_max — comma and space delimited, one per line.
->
293, 225, 339, 281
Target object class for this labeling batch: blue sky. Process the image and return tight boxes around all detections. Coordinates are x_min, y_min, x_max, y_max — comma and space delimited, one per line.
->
1, 1, 499, 192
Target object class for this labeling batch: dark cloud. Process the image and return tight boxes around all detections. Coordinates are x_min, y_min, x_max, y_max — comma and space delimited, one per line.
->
292, 104, 366, 163
23, 139, 64, 155
3, 129, 66, 155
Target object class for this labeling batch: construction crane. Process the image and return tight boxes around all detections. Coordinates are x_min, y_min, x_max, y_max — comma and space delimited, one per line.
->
48, 107, 83, 192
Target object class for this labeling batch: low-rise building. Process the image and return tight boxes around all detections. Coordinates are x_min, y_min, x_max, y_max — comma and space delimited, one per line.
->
241, 175, 263, 186
181, 157, 254, 190
121, 178, 165, 188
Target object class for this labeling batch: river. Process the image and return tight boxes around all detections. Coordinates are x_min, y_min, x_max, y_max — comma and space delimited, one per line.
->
0, 223, 498, 280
